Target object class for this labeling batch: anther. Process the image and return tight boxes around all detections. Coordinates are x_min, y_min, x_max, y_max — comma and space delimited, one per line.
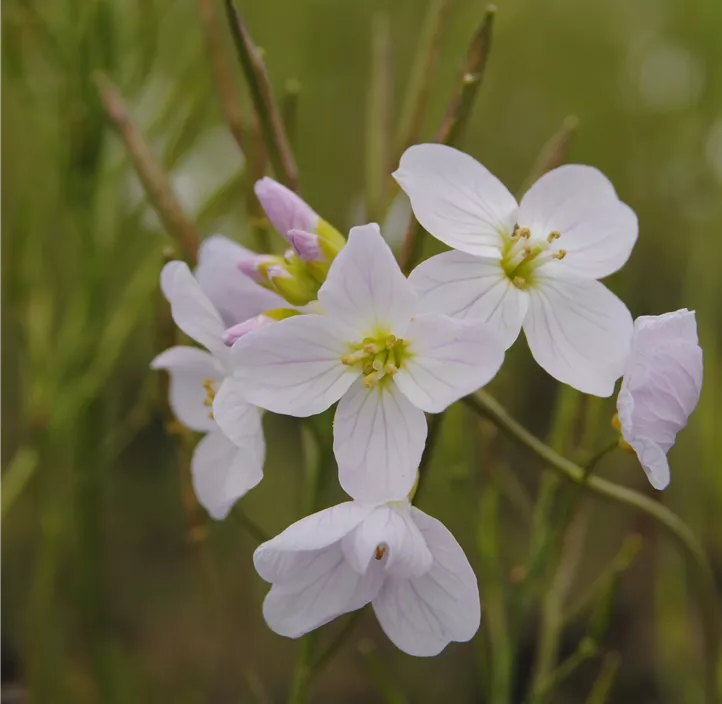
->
363, 371, 381, 388
522, 244, 533, 259
518, 227, 531, 239
512, 276, 527, 289
384, 363, 398, 375
363, 362, 375, 376
341, 350, 366, 365
363, 342, 382, 355
375, 545, 387, 560
547, 231, 561, 243
551, 249, 567, 260
385, 334, 397, 349
372, 351, 386, 371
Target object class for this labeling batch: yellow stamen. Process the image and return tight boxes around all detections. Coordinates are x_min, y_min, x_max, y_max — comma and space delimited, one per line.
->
547, 231, 561, 243
518, 227, 531, 239
551, 249, 567, 260
375, 545, 387, 560
512, 276, 527, 289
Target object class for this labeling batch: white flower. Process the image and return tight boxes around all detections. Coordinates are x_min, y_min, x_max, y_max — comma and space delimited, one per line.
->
231, 224, 505, 503
616, 309, 703, 490
254, 498, 480, 656
394, 144, 638, 397
151, 260, 266, 519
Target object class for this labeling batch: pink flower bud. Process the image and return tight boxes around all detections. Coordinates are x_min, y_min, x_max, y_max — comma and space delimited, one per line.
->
223, 314, 275, 346
237, 255, 278, 284
254, 177, 318, 239
288, 229, 324, 263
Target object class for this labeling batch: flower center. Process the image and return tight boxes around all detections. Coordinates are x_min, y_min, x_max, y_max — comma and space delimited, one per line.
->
375, 545, 387, 560
341, 333, 408, 388
202, 379, 216, 420
500, 226, 566, 289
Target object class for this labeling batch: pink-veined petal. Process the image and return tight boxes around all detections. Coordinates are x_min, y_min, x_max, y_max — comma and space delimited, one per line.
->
372, 508, 480, 657
394, 314, 506, 413
231, 314, 358, 417
261, 543, 372, 639
212, 376, 263, 448
616, 309, 703, 490
334, 378, 426, 504
160, 261, 228, 361
341, 503, 432, 578
394, 144, 517, 257
523, 266, 633, 397
150, 346, 224, 433
254, 502, 375, 583
191, 430, 264, 520
195, 235, 286, 327
318, 224, 416, 339
518, 165, 638, 279
409, 251, 528, 349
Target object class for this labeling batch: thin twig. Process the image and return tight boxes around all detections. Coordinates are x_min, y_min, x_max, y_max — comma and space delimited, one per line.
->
95, 73, 200, 262
398, 5, 496, 275
463, 390, 721, 704
233, 507, 269, 544
196, 0, 246, 153
224, 0, 299, 191
518, 115, 579, 195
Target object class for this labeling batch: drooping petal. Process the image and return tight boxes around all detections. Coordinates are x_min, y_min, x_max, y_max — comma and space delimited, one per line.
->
616, 309, 703, 490
261, 544, 373, 639
195, 235, 285, 327
334, 378, 427, 504
341, 503, 433, 578
394, 144, 517, 257
254, 502, 375, 583
160, 261, 228, 361
523, 265, 633, 397
372, 507, 480, 657
231, 314, 358, 417
212, 376, 263, 448
191, 430, 264, 520
517, 165, 638, 279
394, 314, 506, 413
409, 251, 528, 349
318, 224, 416, 339
150, 346, 224, 433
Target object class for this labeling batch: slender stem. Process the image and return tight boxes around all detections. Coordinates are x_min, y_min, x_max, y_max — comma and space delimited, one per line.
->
518, 115, 579, 196
583, 440, 619, 477
527, 638, 598, 704
308, 611, 363, 679
94, 73, 200, 263
233, 507, 269, 544
410, 412, 445, 505
224, 1, 299, 191
463, 390, 722, 704
398, 5, 496, 275
196, 0, 246, 154
584, 652, 621, 704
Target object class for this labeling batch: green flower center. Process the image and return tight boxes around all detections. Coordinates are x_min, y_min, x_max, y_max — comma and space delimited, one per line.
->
499, 226, 566, 289
341, 333, 409, 388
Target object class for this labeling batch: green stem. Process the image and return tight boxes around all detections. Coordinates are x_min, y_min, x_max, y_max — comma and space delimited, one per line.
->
463, 390, 722, 704
308, 611, 363, 679
410, 412, 445, 505
527, 638, 598, 704
224, 1, 299, 191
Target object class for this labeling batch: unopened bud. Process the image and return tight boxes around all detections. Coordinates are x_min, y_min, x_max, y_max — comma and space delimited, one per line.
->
254, 177, 319, 238
223, 308, 301, 346
266, 257, 320, 306
237, 254, 283, 287
288, 229, 323, 263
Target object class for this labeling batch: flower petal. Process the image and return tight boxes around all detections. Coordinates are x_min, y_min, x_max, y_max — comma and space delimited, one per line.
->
372, 507, 480, 656
518, 165, 638, 279
254, 502, 375, 583
409, 251, 528, 349
212, 376, 263, 448
231, 314, 358, 417
191, 431, 264, 520
523, 266, 633, 397
161, 261, 228, 361
341, 503, 433, 578
394, 314, 506, 413
150, 346, 224, 433
334, 378, 426, 504
195, 235, 286, 327
616, 309, 703, 489
394, 144, 517, 257
261, 544, 370, 638
318, 224, 416, 339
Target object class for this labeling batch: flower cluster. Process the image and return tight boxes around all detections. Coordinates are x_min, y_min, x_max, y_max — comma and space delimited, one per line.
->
153, 144, 703, 655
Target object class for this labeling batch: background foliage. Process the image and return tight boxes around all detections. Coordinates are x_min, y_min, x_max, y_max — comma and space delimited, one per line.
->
2, 0, 721, 702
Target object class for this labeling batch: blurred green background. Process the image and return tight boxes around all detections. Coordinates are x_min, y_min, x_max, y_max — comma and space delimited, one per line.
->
2, 0, 721, 702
